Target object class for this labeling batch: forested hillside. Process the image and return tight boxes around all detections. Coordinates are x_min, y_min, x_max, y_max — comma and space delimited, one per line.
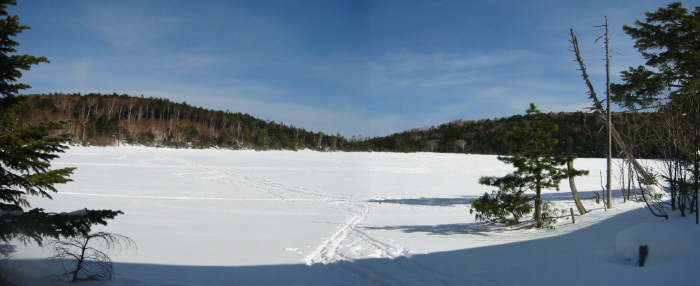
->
358, 111, 659, 158
16, 93, 659, 158
16, 93, 346, 150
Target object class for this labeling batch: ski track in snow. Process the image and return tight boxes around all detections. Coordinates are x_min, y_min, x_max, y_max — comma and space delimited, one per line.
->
137, 153, 479, 285
126, 151, 602, 285
134, 152, 412, 268
47, 149, 479, 285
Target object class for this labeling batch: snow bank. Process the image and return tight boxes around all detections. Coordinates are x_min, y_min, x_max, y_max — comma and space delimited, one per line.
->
614, 222, 697, 266
643, 185, 668, 201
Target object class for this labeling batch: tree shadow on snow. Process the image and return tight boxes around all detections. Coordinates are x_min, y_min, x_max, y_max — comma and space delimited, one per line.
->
363, 221, 530, 236
368, 189, 639, 209
364, 189, 644, 236
540, 188, 643, 203
13, 206, 692, 286
368, 196, 478, 207
367, 186, 648, 209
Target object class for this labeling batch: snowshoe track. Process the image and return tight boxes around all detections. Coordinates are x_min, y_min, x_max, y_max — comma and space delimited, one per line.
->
143, 153, 411, 265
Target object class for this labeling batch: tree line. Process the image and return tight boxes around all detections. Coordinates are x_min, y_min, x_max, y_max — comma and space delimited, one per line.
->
16, 92, 668, 158
357, 111, 661, 158
16, 93, 347, 150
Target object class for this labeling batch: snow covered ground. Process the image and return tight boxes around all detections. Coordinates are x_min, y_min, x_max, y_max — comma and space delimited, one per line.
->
7, 146, 700, 285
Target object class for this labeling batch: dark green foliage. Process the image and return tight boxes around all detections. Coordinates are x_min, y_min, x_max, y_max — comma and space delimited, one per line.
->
611, 2, 700, 222
611, 2, 700, 110
356, 111, 664, 158
0, 119, 76, 209
0, 0, 121, 246
0, 209, 121, 245
471, 175, 532, 226
472, 104, 588, 228
0, 1, 48, 97
501, 104, 578, 193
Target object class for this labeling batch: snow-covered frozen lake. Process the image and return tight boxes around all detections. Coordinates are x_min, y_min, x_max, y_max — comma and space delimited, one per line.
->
11, 146, 700, 285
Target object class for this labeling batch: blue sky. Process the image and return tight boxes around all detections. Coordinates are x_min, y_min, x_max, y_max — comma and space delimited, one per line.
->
9, 0, 680, 137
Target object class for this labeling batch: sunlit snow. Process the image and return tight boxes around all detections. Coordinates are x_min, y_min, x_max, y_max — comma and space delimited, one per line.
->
8, 146, 699, 285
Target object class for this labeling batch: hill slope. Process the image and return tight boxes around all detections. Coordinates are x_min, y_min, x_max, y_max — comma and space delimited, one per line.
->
19, 93, 660, 157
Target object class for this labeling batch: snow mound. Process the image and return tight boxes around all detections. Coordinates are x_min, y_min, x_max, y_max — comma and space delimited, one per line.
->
614, 222, 694, 265
643, 185, 668, 201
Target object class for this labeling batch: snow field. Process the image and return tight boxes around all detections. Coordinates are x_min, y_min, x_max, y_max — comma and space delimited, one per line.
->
8, 146, 700, 285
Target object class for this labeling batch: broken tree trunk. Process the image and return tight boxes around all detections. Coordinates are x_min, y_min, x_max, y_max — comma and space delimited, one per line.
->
569, 29, 655, 184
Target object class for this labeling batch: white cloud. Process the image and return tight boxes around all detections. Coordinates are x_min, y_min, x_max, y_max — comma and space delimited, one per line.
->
372, 50, 545, 73
367, 50, 548, 95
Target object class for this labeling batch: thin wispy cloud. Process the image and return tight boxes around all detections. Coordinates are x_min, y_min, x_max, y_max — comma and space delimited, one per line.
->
10, 0, 680, 137
84, 3, 178, 50
371, 50, 543, 74
368, 50, 547, 93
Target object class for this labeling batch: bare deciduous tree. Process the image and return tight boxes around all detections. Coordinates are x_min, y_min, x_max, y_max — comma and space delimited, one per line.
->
53, 94, 76, 114
172, 126, 187, 148
125, 98, 139, 122
105, 96, 119, 119
46, 232, 136, 283
454, 139, 467, 152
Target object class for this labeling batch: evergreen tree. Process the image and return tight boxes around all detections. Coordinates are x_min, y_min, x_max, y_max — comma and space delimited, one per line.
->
0, 0, 121, 245
611, 2, 700, 223
611, 2, 700, 110
473, 104, 588, 228
471, 174, 532, 226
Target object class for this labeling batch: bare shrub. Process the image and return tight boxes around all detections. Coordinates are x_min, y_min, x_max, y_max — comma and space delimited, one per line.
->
46, 232, 136, 283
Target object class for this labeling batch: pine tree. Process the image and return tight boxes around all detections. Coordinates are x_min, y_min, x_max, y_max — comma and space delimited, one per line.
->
473, 104, 588, 228
471, 174, 532, 226
610, 2, 700, 223
0, 0, 121, 245
611, 2, 700, 110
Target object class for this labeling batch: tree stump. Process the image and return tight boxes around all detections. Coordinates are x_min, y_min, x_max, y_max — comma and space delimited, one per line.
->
639, 245, 649, 267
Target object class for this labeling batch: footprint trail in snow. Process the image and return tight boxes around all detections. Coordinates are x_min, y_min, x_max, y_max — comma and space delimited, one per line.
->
141, 154, 411, 265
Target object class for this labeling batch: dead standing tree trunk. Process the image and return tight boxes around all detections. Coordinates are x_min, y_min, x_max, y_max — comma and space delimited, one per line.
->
569, 29, 655, 185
